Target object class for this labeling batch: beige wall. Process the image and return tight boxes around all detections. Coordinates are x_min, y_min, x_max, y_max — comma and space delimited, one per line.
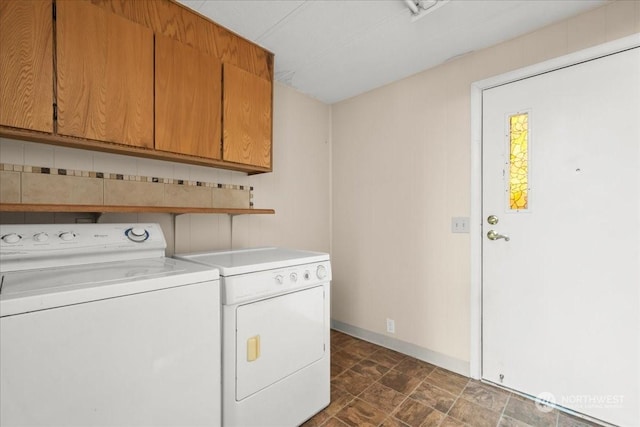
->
330, 1, 640, 373
0, 82, 332, 255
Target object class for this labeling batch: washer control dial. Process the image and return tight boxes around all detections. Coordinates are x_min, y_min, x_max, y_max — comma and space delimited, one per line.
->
275, 275, 284, 285
290, 272, 298, 283
316, 265, 327, 279
33, 232, 49, 242
59, 232, 76, 241
126, 227, 149, 242
1, 233, 21, 244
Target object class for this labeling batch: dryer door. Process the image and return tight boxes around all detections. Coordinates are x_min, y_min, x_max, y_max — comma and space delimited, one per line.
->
235, 285, 326, 400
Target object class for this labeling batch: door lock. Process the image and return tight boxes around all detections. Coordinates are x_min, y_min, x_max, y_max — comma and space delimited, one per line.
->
487, 230, 510, 241
487, 215, 499, 225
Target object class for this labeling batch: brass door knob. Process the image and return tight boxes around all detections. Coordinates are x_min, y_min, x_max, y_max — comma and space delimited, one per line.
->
487, 230, 510, 241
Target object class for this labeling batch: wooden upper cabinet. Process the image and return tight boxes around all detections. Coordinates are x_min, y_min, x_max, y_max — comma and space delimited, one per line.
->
0, 0, 53, 133
155, 34, 222, 159
55, 0, 153, 148
223, 64, 272, 169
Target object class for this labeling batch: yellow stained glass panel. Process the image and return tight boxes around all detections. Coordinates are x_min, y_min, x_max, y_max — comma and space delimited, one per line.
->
509, 113, 528, 210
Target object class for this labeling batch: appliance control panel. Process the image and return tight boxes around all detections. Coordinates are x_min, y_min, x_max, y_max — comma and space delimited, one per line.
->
222, 261, 332, 305
0, 224, 166, 272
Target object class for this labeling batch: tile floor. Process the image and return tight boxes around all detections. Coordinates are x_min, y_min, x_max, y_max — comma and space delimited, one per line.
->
302, 330, 601, 427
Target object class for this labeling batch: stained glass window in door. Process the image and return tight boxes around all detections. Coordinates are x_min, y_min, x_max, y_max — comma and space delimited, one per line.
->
509, 113, 528, 210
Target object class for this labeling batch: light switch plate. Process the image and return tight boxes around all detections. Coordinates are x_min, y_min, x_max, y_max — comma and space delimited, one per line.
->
452, 217, 470, 233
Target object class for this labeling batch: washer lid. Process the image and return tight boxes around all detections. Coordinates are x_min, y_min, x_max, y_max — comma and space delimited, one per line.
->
174, 247, 329, 276
0, 257, 219, 316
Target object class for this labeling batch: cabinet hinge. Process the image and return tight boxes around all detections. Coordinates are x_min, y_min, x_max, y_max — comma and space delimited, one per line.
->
53, 103, 57, 121
52, 2, 56, 20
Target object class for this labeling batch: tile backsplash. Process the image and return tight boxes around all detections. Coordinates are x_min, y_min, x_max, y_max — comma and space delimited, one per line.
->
0, 137, 254, 209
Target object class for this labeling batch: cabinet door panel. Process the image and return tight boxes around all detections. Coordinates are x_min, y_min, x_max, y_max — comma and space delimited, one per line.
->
223, 64, 272, 169
0, 0, 52, 132
56, 0, 153, 148
155, 35, 222, 159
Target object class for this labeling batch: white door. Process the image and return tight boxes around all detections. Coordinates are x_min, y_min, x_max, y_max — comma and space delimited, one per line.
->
482, 47, 639, 426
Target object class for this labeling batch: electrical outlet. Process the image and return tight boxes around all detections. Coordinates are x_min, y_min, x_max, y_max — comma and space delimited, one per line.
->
386, 318, 395, 334
451, 217, 470, 233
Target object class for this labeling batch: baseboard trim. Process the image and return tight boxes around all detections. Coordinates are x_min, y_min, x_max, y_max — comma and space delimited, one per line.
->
331, 319, 470, 377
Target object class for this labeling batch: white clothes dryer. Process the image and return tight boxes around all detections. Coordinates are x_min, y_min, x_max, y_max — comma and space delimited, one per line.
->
0, 223, 221, 426
175, 247, 331, 427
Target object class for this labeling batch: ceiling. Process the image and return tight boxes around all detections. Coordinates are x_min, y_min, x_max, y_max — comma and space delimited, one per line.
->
178, 0, 607, 104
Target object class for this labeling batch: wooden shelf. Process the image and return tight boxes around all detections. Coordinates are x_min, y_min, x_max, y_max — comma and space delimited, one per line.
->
0, 203, 275, 215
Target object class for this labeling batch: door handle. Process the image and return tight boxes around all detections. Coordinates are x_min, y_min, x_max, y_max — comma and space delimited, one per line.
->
487, 230, 510, 241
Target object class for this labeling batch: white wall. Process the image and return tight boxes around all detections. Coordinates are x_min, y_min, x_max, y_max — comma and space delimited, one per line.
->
0, 82, 332, 255
330, 1, 640, 374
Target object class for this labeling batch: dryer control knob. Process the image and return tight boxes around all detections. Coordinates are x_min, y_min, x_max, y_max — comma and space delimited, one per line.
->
275, 275, 284, 285
33, 232, 49, 242
59, 232, 76, 241
1, 233, 21, 244
316, 265, 327, 280
290, 272, 298, 282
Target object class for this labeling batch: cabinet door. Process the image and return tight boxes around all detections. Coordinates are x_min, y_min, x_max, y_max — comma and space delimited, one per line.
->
223, 64, 272, 169
56, 0, 153, 148
0, 0, 52, 132
155, 35, 222, 159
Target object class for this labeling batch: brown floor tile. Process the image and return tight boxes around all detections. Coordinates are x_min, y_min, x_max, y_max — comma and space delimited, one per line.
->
346, 340, 382, 359
332, 349, 363, 369
557, 412, 602, 427
419, 409, 446, 427
409, 381, 457, 413
326, 387, 356, 417
423, 368, 469, 395
381, 417, 410, 427
332, 332, 360, 349
448, 398, 502, 427
327, 331, 584, 427
367, 347, 407, 369
461, 381, 510, 412
321, 417, 350, 427
440, 416, 467, 427
332, 369, 372, 396
335, 398, 387, 427
498, 415, 536, 427
393, 358, 436, 380
503, 395, 558, 427
331, 360, 347, 378
393, 399, 443, 427
359, 382, 408, 414
380, 370, 422, 395
350, 359, 389, 380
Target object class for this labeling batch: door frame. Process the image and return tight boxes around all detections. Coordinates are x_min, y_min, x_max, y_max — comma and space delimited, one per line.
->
469, 33, 640, 380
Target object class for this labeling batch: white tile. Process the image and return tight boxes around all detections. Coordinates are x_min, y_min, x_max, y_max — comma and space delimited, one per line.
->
23, 142, 54, 168
54, 146, 93, 171
229, 170, 250, 187
137, 158, 174, 180
173, 163, 191, 181
0, 138, 25, 165
93, 152, 137, 175
189, 165, 219, 183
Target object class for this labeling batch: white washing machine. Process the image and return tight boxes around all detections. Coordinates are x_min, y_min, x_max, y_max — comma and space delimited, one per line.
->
0, 223, 221, 426
174, 248, 331, 427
